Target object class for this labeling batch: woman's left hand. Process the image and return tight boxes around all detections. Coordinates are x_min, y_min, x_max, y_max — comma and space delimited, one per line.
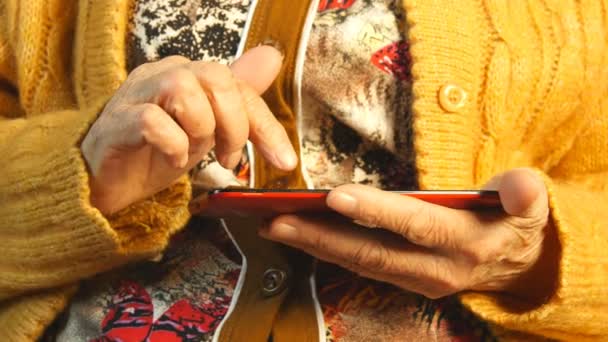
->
260, 168, 556, 299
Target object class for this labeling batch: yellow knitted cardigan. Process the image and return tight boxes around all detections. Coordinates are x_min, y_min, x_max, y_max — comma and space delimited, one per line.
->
0, 0, 606, 341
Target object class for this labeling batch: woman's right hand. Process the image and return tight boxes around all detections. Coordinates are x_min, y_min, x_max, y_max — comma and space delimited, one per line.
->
81, 46, 296, 215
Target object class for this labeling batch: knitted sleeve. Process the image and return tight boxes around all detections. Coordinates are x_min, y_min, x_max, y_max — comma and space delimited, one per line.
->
439, 1, 607, 340
400, 0, 608, 339
0, 1, 191, 302
0, 107, 192, 301
460, 121, 608, 341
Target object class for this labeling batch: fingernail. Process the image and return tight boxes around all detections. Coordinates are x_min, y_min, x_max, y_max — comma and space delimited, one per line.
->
219, 151, 242, 169
275, 145, 298, 170
262, 222, 298, 240
353, 220, 378, 229
259, 38, 285, 59
327, 191, 358, 214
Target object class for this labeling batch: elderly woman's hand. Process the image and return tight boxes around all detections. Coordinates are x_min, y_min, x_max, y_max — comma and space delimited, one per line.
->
261, 168, 557, 299
82, 46, 296, 215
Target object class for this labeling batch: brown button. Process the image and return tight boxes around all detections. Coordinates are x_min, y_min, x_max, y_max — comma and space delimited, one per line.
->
438, 83, 467, 112
262, 268, 288, 297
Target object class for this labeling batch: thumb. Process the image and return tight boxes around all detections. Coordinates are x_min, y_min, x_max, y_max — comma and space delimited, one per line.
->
493, 168, 549, 218
230, 45, 283, 94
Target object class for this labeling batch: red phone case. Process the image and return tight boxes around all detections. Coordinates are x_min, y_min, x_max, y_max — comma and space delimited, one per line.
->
190, 189, 501, 218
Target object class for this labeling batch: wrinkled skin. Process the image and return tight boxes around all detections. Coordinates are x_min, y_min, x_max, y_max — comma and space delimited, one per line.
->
82, 46, 296, 214
263, 169, 557, 299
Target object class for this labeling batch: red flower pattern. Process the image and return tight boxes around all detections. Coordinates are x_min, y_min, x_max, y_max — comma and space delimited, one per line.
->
371, 40, 412, 81
90, 281, 228, 342
318, 0, 356, 12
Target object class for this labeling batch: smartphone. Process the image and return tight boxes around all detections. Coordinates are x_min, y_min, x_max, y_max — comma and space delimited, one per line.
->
189, 189, 501, 218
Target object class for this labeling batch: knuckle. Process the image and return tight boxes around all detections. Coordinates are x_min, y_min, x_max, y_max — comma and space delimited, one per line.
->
130, 63, 152, 77
161, 55, 191, 65
463, 236, 504, 265
392, 203, 424, 233
420, 211, 444, 245
163, 68, 198, 94
393, 211, 416, 237
130, 56, 190, 79
204, 62, 233, 78
350, 241, 388, 271
201, 63, 237, 94
252, 112, 280, 138
400, 208, 437, 245
461, 246, 486, 266
138, 104, 162, 131
167, 101, 187, 120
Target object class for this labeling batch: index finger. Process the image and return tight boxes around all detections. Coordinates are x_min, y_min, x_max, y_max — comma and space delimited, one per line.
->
237, 81, 298, 171
326, 184, 477, 248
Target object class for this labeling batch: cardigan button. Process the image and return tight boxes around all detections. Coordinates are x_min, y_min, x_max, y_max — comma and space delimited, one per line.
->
261, 268, 288, 297
438, 83, 467, 112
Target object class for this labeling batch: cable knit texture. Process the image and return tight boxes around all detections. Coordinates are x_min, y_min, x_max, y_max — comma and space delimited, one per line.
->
403, 0, 608, 340
0, 0, 191, 340
0, 0, 606, 341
